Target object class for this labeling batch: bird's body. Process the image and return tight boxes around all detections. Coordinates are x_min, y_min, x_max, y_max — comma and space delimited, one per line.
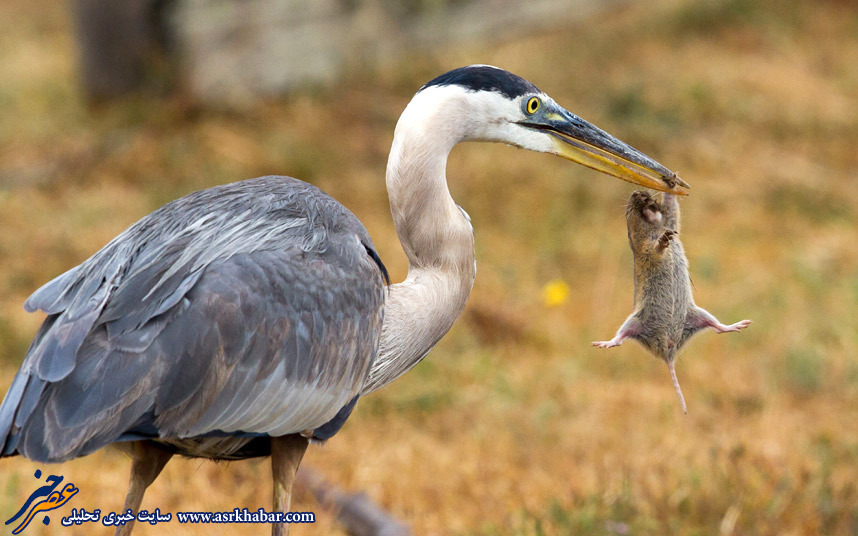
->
2, 176, 387, 462
0, 65, 687, 535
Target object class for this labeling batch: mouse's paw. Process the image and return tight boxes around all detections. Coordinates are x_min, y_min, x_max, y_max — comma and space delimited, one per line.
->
656, 229, 677, 252
592, 339, 621, 348
659, 229, 677, 246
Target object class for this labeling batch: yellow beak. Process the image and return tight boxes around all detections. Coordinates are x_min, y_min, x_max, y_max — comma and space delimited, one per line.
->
550, 133, 690, 195
523, 107, 690, 195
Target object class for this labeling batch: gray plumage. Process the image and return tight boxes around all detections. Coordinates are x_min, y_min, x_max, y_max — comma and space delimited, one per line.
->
0, 176, 387, 461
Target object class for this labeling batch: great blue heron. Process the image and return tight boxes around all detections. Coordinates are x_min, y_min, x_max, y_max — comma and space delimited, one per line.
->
0, 65, 688, 535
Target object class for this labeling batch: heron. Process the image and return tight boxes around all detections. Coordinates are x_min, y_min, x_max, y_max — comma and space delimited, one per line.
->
0, 65, 688, 535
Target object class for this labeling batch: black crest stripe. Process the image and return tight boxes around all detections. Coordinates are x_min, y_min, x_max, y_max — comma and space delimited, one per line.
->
420, 66, 541, 99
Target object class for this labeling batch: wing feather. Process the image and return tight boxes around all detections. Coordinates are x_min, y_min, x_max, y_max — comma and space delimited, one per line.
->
0, 176, 386, 462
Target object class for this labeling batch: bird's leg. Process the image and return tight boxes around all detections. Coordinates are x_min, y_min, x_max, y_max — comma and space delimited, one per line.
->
271, 434, 309, 536
115, 441, 173, 536
593, 314, 642, 349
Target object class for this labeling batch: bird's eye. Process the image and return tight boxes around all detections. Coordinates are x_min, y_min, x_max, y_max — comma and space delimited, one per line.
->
525, 96, 540, 115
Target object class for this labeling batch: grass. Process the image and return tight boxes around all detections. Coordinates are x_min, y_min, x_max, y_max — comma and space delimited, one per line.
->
1, 0, 858, 534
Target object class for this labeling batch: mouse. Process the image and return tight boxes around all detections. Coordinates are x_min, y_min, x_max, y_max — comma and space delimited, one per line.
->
593, 189, 751, 413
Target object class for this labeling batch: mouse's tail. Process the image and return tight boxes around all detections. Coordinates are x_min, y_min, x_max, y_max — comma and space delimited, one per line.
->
668, 360, 687, 414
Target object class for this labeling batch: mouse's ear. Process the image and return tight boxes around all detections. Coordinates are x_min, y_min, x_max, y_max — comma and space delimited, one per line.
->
643, 205, 663, 224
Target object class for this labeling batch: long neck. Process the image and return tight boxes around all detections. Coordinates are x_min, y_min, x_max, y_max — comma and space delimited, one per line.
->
361, 103, 476, 395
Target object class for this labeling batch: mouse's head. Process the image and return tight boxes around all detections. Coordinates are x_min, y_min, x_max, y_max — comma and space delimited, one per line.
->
627, 190, 663, 223
626, 190, 665, 250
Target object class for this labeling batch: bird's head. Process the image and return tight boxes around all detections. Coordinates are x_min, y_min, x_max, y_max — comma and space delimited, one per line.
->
408, 65, 689, 195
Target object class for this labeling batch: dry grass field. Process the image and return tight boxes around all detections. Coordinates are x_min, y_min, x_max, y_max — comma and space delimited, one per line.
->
1, 0, 857, 534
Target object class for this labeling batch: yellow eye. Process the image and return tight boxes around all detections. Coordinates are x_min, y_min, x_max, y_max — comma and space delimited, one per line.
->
526, 97, 540, 114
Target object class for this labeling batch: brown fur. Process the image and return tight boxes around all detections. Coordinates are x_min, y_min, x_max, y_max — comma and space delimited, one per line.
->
594, 190, 751, 413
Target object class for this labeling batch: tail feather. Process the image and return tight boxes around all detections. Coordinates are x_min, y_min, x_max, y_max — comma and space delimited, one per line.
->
1, 314, 58, 457
0, 372, 31, 456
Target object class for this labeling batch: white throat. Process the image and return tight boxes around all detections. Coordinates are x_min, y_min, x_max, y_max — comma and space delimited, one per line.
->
361, 87, 478, 394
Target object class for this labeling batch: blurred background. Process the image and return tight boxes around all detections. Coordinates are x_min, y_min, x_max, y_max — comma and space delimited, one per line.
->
1, 0, 857, 534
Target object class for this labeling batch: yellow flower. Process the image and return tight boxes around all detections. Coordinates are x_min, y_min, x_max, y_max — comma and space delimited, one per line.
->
542, 279, 570, 307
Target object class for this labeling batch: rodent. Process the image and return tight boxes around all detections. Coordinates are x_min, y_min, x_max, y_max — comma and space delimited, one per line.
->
593, 189, 751, 413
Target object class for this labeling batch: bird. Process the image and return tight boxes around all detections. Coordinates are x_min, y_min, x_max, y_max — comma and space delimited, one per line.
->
0, 65, 689, 535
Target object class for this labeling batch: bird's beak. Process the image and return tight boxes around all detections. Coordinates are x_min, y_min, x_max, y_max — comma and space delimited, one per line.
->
522, 107, 690, 195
